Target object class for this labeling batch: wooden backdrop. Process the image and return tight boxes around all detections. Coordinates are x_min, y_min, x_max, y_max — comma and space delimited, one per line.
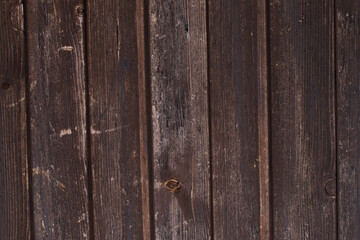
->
1, 0, 359, 239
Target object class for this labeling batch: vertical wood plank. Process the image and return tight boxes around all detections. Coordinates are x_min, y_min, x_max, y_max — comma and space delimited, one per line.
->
0, 0, 30, 239
269, 0, 336, 238
208, 0, 261, 239
86, 0, 148, 239
26, 0, 90, 239
257, 0, 271, 239
336, 1, 360, 239
137, 0, 152, 238
149, 0, 211, 239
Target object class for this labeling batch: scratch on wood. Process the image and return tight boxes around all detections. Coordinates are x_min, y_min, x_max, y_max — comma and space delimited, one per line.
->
32, 167, 66, 191
59, 128, 72, 137
56, 180, 66, 191
58, 46, 74, 52
90, 126, 128, 135
53, 2, 57, 18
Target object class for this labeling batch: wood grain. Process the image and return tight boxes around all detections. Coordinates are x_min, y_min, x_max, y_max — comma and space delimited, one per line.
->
0, 0, 30, 239
208, 0, 261, 239
336, 1, 360, 239
269, 0, 336, 238
86, 0, 147, 239
2, 0, 359, 238
149, 0, 211, 239
137, 0, 152, 238
257, 0, 271, 239
26, 0, 90, 238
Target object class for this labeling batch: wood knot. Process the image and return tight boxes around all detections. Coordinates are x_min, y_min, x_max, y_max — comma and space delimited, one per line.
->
74, 4, 84, 26
10, 3, 24, 32
164, 178, 181, 192
325, 178, 336, 197
75, 4, 84, 16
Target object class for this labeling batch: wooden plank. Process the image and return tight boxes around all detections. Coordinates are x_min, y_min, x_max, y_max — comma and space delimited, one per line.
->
136, 0, 153, 237
208, 0, 261, 239
26, 0, 91, 239
269, 0, 336, 238
86, 0, 148, 239
149, 0, 211, 239
336, 1, 360, 239
257, 0, 271, 239
0, 0, 30, 239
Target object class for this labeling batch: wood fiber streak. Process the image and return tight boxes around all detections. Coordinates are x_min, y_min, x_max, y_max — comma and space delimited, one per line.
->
0, 0, 30, 239
208, 0, 260, 239
149, 0, 211, 239
270, 0, 336, 239
336, 1, 360, 239
26, 0, 90, 239
86, 0, 147, 239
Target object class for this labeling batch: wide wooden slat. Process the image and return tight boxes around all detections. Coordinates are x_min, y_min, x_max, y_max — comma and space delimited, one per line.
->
270, 0, 336, 238
208, 0, 261, 239
336, 1, 360, 239
86, 0, 148, 238
0, 0, 30, 239
26, 0, 90, 238
149, 0, 211, 239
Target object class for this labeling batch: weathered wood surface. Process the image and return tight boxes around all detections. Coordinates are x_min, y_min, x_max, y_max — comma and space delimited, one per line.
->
136, 0, 153, 238
86, 0, 148, 238
257, 0, 271, 239
149, 0, 211, 239
208, 0, 262, 239
270, 0, 336, 239
2, 0, 360, 239
26, 0, 91, 239
0, 0, 30, 239
336, 1, 360, 239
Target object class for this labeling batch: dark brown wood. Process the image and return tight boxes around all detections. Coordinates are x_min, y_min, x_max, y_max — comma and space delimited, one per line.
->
208, 0, 261, 239
257, 0, 271, 239
336, 1, 360, 239
270, 0, 336, 238
0, 0, 30, 239
86, 0, 148, 238
3, 1, 360, 238
26, 0, 91, 239
149, 0, 211, 239
137, 0, 152, 238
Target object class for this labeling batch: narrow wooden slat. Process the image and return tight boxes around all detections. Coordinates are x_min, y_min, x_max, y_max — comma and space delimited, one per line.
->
0, 0, 30, 239
86, 0, 147, 238
269, 0, 336, 238
149, 0, 211, 238
336, 1, 360, 239
136, 0, 152, 237
257, 0, 271, 239
26, 0, 90, 238
208, 0, 261, 239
